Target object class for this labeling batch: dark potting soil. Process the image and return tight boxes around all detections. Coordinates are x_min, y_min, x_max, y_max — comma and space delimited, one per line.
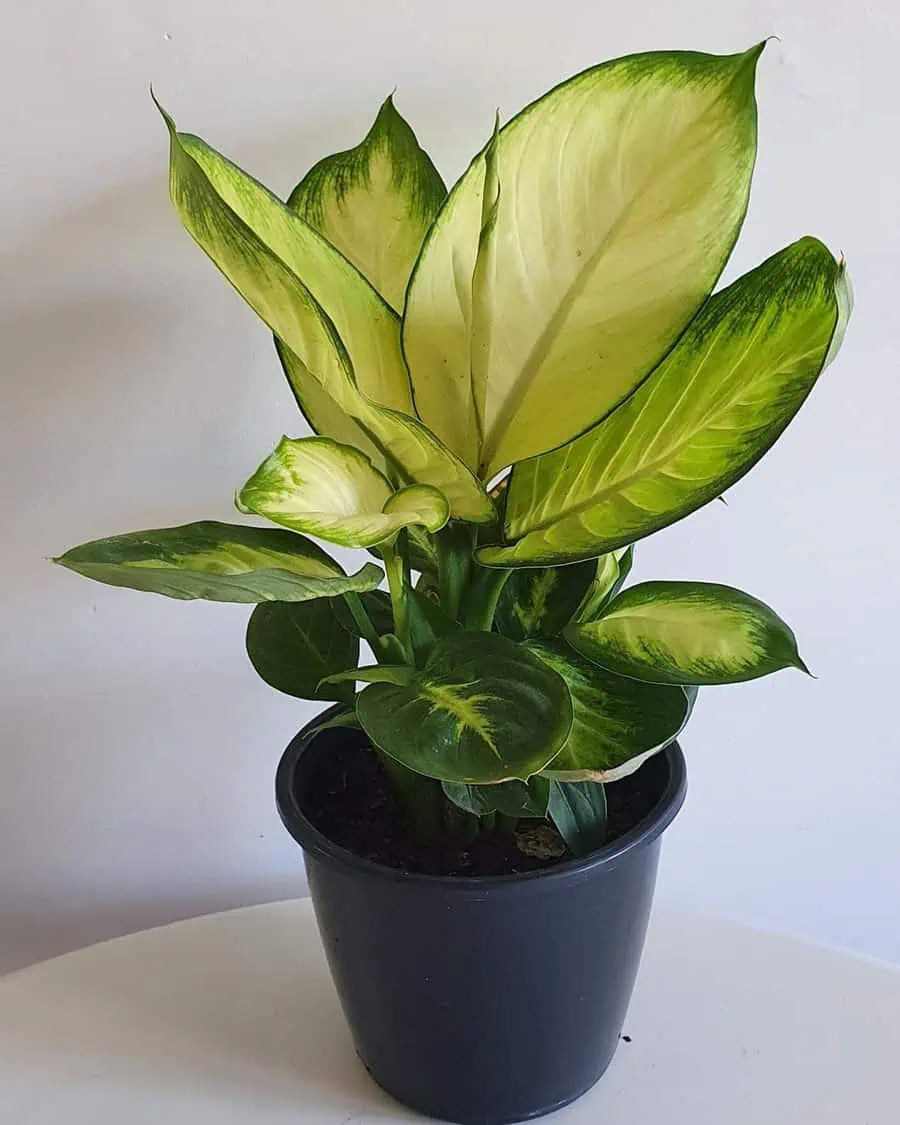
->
300, 728, 670, 877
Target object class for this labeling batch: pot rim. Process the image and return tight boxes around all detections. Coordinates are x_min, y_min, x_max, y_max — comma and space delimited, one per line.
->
276, 705, 687, 890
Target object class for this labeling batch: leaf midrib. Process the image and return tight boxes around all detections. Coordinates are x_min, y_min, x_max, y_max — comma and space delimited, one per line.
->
478, 69, 751, 473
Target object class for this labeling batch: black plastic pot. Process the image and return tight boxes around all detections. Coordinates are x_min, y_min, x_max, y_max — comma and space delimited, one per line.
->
276, 713, 687, 1125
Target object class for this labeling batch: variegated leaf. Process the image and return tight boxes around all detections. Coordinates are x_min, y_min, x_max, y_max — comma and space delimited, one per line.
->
479, 238, 850, 566
237, 436, 449, 547
529, 639, 691, 781
157, 99, 492, 523
356, 632, 572, 783
53, 521, 383, 603
404, 46, 763, 476
565, 581, 807, 685
574, 547, 634, 623
494, 559, 596, 641
288, 95, 446, 312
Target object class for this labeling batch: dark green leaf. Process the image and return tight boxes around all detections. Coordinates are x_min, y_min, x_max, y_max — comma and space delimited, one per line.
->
548, 780, 608, 856
334, 589, 395, 637
529, 640, 691, 782
356, 632, 572, 783
246, 599, 357, 703
53, 521, 383, 603
495, 559, 596, 640
407, 587, 459, 665
442, 776, 550, 819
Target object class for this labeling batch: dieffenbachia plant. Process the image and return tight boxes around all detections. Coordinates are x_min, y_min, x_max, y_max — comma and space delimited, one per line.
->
55, 45, 851, 854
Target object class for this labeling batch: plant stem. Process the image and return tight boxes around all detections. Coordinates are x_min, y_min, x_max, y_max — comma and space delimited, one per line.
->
342, 592, 383, 656
461, 565, 512, 631
383, 543, 412, 661
381, 754, 442, 842
436, 523, 473, 620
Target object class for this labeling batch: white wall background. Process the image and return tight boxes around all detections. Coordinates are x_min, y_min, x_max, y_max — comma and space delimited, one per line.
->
2, 0, 898, 973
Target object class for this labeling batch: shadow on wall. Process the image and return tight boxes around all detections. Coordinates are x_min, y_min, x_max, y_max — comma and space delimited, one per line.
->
0, 118, 369, 972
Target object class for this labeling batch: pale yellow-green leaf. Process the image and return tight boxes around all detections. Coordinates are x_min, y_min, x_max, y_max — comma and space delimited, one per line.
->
479, 238, 849, 567
237, 436, 450, 548
403, 46, 764, 477
156, 99, 492, 522
288, 95, 446, 312
565, 581, 806, 685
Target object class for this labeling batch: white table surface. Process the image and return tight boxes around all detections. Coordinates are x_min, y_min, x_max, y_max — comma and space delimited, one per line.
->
1, 899, 898, 1123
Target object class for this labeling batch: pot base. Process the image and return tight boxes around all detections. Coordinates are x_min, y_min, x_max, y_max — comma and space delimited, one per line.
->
361, 1049, 616, 1125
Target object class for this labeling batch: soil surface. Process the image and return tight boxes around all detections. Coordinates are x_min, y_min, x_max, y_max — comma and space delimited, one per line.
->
300, 727, 670, 877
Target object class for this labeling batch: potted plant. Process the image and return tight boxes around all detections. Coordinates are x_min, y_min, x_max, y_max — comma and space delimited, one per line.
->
55, 42, 850, 1124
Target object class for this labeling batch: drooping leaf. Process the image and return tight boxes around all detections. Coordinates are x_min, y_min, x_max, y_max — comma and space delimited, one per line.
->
574, 547, 634, 624
528, 639, 691, 781
53, 521, 383, 603
356, 632, 572, 783
403, 45, 764, 476
288, 95, 446, 312
407, 586, 459, 665
237, 436, 450, 547
547, 780, 608, 856
494, 559, 596, 641
565, 581, 807, 685
442, 776, 550, 819
156, 100, 492, 523
246, 599, 357, 703
479, 238, 851, 566
322, 665, 413, 687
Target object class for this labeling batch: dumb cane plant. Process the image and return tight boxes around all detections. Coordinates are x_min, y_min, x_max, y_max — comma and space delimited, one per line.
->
56, 44, 850, 855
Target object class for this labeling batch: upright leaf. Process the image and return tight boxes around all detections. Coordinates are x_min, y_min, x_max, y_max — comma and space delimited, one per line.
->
406, 586, 459, 665
356, 632, 572, 783
565, 581, 807, 685
53, 521, 383, 603
246, 599, 357, 703
480, 238, 850, 566
574, 547, 634, 624
288, 95, 446, 312
237, 436, 449, 547
529, 640, 691, 782
156, 100, 492, 523
547, 780, 608, 857
404, 46, 764, 476
494, 560, 596, 641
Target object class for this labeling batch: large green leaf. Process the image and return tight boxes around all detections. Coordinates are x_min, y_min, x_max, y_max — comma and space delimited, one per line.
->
246, 599, 357, 703
547, 780, 608, 857
157, 100, 492, 524
479, 238, 851, 566
565, 581, 807, 685
442, 776, 550, 819
529, 640, 691, 782
494, 560, 596, 641
288, 95, 446, 313
403, 46, 763, 477
53, 521, 383, 603
356, 632, 572, 783
237, 436, 449, 547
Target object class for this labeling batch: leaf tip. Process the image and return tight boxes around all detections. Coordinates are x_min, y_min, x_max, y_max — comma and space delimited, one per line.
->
149, 86, 176, 135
